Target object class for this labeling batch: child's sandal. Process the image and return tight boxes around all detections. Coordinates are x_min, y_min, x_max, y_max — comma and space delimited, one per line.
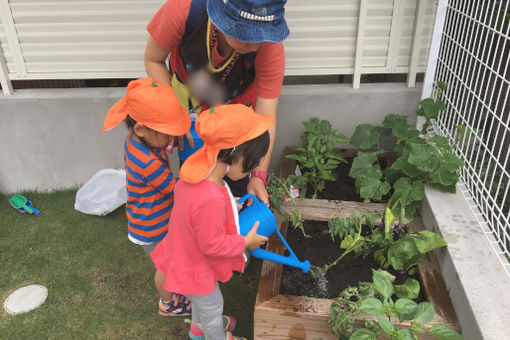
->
188, 315, 236, 340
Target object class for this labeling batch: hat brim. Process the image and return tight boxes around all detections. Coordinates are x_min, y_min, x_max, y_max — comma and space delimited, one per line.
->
207, 0, 289, 44
148, 107, 191, 137
180, 111, 274, 184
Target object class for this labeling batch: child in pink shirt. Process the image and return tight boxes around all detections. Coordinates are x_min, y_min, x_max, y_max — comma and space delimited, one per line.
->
151, 104, 272, 340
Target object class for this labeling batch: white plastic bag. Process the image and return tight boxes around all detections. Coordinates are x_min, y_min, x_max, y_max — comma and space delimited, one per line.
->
74, 169, 127, 216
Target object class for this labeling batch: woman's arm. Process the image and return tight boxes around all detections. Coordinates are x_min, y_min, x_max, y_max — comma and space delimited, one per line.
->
144, 36, 172, 86
247, 96, 278, 205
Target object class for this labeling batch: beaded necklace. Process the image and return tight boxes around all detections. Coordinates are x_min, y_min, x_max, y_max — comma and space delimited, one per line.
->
206, 20, 240, 82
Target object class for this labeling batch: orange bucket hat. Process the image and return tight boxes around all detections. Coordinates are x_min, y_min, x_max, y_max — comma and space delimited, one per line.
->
179, 104, 274, 184
103, 77, 190, 136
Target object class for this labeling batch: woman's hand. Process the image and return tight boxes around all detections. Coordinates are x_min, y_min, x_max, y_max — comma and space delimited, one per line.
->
244, 221, 268, 250
176, 131, 194, 150
247, 176, 269, 206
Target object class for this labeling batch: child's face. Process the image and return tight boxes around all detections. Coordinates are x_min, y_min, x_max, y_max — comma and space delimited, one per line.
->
134, 124, 173, 148
226, 157, 260, 181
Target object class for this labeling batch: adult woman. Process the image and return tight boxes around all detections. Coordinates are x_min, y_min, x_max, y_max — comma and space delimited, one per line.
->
144, 0, 289, 203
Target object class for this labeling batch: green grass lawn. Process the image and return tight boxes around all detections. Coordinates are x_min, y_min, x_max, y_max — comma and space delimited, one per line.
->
0, 190, 261, 339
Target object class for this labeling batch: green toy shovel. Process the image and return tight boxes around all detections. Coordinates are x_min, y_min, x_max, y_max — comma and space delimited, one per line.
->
9, 194, 34, 214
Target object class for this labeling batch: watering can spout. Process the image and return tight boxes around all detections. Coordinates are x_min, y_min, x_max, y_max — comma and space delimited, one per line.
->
237, 194, 311, 274
250, 248, 310, 273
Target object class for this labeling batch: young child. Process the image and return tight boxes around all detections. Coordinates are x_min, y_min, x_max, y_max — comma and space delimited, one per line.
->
103, 77, 193, 316
150, 104, 272, 340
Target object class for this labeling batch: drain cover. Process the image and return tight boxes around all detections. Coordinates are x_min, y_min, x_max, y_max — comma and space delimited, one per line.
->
4, 284, 48, 314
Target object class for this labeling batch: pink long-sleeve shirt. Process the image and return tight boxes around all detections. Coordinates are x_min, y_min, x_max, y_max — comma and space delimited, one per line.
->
151, 179, 245, 296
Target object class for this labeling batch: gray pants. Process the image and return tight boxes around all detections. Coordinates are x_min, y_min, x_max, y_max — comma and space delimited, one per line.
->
186, 283, 225, 340
140, 240, 161, 261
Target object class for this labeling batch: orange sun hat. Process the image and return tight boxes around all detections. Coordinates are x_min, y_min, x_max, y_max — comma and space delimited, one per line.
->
179, 104, 274, 184
103, 77, 190, 136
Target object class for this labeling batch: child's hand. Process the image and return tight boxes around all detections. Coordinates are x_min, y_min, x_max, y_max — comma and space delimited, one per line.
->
244, 221, 268, 250
234, 197, 243, 211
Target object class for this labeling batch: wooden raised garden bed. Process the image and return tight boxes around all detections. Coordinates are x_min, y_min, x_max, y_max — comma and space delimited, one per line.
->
253, 147, 460, 340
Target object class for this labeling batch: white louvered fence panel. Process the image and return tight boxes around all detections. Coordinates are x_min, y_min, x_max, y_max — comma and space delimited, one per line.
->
1, 0, 438, 94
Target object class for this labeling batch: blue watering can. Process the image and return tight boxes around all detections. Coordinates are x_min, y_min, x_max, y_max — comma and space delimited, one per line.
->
237, 194, 310, 274
178, 120, 205, 162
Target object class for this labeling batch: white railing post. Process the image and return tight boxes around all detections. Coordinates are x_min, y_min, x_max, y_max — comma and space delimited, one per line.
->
387, 0, 405, 73
418, 0, 448, 131
421, 0, 448, 99
0, 0, 28, 79
407, 0, 427, 88
0, 44, 13, 95
353, 0, 368, 89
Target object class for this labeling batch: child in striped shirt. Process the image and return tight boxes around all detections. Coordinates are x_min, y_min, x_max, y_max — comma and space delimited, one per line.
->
103, 77, 193, 316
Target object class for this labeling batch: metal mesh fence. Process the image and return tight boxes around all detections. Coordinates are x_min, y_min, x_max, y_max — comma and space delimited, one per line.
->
430, 0, 509, 277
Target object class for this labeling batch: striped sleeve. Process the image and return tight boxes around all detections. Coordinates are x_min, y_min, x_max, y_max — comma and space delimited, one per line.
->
143, 157, 177, 195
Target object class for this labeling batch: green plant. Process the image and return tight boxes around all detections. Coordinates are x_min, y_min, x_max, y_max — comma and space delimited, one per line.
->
266, 173, 307, 237
286, 117, 349, 199
311, 208, 447, 277
328, 269, 463, 340
310, 210, 379, 278
349, 98, 464, 222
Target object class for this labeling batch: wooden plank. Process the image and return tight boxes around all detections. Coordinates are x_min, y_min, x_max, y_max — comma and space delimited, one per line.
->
353, 0, 368, 88
407, 218, 461, 332
255, 215, 287, 306
281, 198, 386, 221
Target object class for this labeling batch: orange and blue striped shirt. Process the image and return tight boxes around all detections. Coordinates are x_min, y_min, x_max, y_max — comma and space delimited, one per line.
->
124, 132, 176, 243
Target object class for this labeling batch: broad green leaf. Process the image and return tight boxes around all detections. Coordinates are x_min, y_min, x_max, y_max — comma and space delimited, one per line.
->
415, 302, 434, 323
384, 167, 403, 184
394, 278, 421, 299
357, 168, 391, 200
374, 248, 387, 267
437, 81, 448, 90
378, 269, 396, 282
383, 114, 410, 139
441, 153, 464, 172
428, 324, 464, 340
395, 329, 414, 340
351, 124, 379, 149
395, 298, 418, 321
419, 98, 441, 120
377, 317, 395, 335
372, 269, 394, 299
408, 143, 439, 170
391, 156, 422, 178
360, 298, 385, 316
392, 178, 425, 209
408, 231, 447, 254
349, 328, 377, 340
428, 135, 449, 149
349, 152, 378, 178
429, 163, 459, 187
388, 238, 425, 270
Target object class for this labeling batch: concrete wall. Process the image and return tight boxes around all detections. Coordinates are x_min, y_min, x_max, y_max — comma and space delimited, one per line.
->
0, 83, 421, 193
420, 184, 510, 340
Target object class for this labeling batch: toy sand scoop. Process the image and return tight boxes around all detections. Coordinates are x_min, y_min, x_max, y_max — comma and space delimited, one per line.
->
237, 194, 310, 274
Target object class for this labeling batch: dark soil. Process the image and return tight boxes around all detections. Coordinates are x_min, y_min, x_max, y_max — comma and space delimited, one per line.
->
305, 160, 361, 201
304, 157, 394, 201
280, 220, 424, 301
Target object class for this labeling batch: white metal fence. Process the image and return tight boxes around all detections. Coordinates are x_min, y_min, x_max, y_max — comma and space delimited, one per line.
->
424, 0, 510, 277
1, 0, 437, 95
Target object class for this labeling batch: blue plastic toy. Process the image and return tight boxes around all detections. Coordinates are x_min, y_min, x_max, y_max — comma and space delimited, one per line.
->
237, 194, 310, 273
9, 194, 41, 216
178, 120, 204, 161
